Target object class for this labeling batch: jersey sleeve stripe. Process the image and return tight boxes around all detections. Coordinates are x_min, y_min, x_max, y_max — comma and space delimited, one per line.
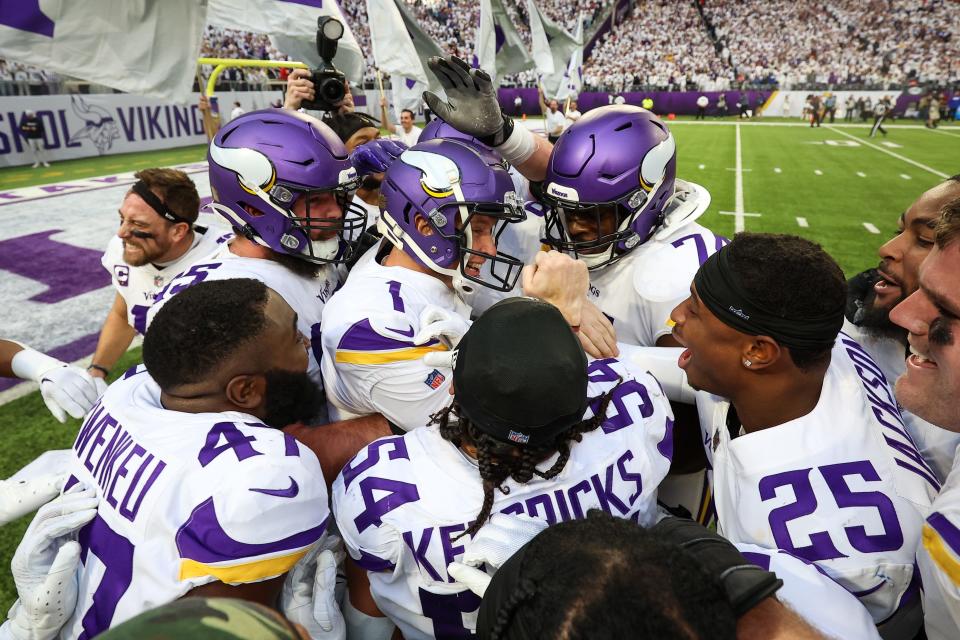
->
336, 344, 448, 365
922, 519, 960, 586
338, 318, 437, 352
178, 547, 309, 583
927, 512, 960, 554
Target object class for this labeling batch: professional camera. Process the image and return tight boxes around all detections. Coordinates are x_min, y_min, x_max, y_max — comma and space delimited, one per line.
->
301, 17, 347, 112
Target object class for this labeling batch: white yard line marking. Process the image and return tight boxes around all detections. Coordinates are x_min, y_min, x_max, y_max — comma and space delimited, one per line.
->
825, 126, 949, 179
880, 141, 903, 148
900, 173, 912, 180
863, 222, 881, 234
719, 124, 763, 232
726, 167, 752, 171
796, 217, 809, 227
930, 128, 960, 138
856, 171, 867, 177
698, 163, 705, 169
773, 167, 782, 173
814, 169, 823, 175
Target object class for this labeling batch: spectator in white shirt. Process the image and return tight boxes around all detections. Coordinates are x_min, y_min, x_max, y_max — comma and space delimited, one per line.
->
380, 97, 422, 147
229, 101, 244, 120
564, 100, 582, 130
539, 87, 566, 143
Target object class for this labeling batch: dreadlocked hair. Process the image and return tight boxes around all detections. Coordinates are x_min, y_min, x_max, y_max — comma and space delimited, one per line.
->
430, 380, 622, 540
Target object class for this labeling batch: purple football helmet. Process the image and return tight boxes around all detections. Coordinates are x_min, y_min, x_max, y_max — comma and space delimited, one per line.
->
379, 139, 525, 292
207, 109, 366, 264
542, 105, 677, 269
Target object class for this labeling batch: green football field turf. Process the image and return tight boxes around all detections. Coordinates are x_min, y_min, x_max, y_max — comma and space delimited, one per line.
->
0, 117, 957, 611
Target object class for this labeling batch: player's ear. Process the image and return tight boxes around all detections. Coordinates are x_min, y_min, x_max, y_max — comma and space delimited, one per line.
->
743, 337, 780, 370
414, 213, 434, 236
225, 374, 267, 410
170, 221, 191, 243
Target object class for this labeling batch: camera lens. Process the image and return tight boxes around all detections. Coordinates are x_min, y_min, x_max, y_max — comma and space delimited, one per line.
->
320, 77, 345, 103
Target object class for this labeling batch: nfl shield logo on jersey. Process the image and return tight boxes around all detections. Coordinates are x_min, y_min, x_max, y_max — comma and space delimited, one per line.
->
424, 369, 445, 390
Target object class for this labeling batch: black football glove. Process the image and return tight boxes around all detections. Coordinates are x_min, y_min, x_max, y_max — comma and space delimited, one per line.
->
422, 55, 514, 147
652, 516, 783, 617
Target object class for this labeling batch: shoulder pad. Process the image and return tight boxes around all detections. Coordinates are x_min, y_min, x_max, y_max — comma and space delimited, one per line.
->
653, 179, 711, 242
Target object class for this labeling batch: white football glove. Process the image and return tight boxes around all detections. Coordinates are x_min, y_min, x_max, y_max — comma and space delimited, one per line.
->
6, 483, 98, 640
412, 305, 470, 350
282, 535, 346, 640
446, 513, 548, 598
11, 348, 106, 423
0, 474, 65, 528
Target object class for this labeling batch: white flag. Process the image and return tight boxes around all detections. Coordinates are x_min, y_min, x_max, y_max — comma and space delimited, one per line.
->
0, 0, 207, 104
475, 0, 534, 84
207, 0, 365, 85
554, 14, 584, 100
526, 0, 579, 97
392, 76, 424, 115
390, 0, 446, 96
526, 0, 554, 75
367, 0, 427, 84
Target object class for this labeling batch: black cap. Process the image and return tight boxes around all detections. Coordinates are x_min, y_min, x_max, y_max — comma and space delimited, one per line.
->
453, 297, 588, 447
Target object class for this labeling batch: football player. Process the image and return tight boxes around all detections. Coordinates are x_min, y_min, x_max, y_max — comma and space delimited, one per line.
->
890, 198, 960, 640
622, 233, 934, 629
147, 110, 400, 483
331, 297, 674, 639
53, 278, 330, 638
845, 176, 960, 482
89, 169, 230, 381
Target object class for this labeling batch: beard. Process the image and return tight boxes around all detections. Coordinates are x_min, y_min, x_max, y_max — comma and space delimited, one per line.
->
123, 241, 166, 267
361, 174, 382, 191
262, 369, 325, 428
849, 269, 907, 343
266, 249, 325, 278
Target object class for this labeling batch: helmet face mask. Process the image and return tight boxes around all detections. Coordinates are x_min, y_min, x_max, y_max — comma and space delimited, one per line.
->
379, 139, 526, 294
208, 109, 367, 265
542, 105, 677, 270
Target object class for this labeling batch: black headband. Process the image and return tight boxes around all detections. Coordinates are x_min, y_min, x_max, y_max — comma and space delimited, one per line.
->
131, 181, 192, 225
693, 247, 843, 350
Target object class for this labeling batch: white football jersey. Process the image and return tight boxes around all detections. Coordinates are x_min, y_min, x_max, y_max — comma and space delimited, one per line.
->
589, 221, 727, 346
735, 544, 880, 640
700, 332, 936, 622
147, 242, 343, 391
918, 447, 960, 640
320, 247, 469, 430
332, 358, 674, 639
101, 228, 232, 333
843, 319, 960, 483
58, 367, 329, 639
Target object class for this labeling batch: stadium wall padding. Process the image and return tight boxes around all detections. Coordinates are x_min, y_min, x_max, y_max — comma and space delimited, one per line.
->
0, 91, 282, 167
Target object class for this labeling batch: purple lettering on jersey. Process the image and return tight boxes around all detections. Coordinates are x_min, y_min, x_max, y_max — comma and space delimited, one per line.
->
568, 479, 592, 519
525, 494, 558, 524
499, 502, 524, 516
821, 461, 904, 553
671, 233, 710, 265
84, 414, 118, 472
740, 551, 772, 571
586, 358, 620, 383
439, 524, 468, 581
418, 588, 481, 639
198, 421, 262, 467
402, 529, 443, 581
553, 489, 573, 521
283, 433, 301, 457
74, 403, 106, 455
617, 451, 644, 505
599, 379, 655, 433
119, 455, 165, 522
95, 431, 133, 489
354, 476, 420, 533
77, 515, 135, 640
760, 468, 846, 561
341, 436, 410, 489
590, 465, 630, 515
176, 498, 328, 564
387, 280, 405, 312
657, 417, 674, 461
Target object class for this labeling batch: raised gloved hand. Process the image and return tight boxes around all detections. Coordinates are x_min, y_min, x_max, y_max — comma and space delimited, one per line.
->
11, 348, 106, 423
282, 535, 346, 640
447, 513, 548, 597
651, 516, 783, 617
349, 139, 407, 176
412, 305, 471, 350
423, 56, 512, 146
5, 483, 98, 640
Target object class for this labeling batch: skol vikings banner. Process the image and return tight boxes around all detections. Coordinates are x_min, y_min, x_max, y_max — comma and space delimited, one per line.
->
0, 91, 281, 167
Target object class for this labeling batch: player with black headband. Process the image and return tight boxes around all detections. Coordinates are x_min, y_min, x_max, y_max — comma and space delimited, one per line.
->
617, 233, 933, 631
90, 168, 230, 382
331, 296, 674, 640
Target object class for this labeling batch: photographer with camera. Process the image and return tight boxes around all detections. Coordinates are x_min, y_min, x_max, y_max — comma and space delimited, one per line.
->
283, 17, 355, 115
